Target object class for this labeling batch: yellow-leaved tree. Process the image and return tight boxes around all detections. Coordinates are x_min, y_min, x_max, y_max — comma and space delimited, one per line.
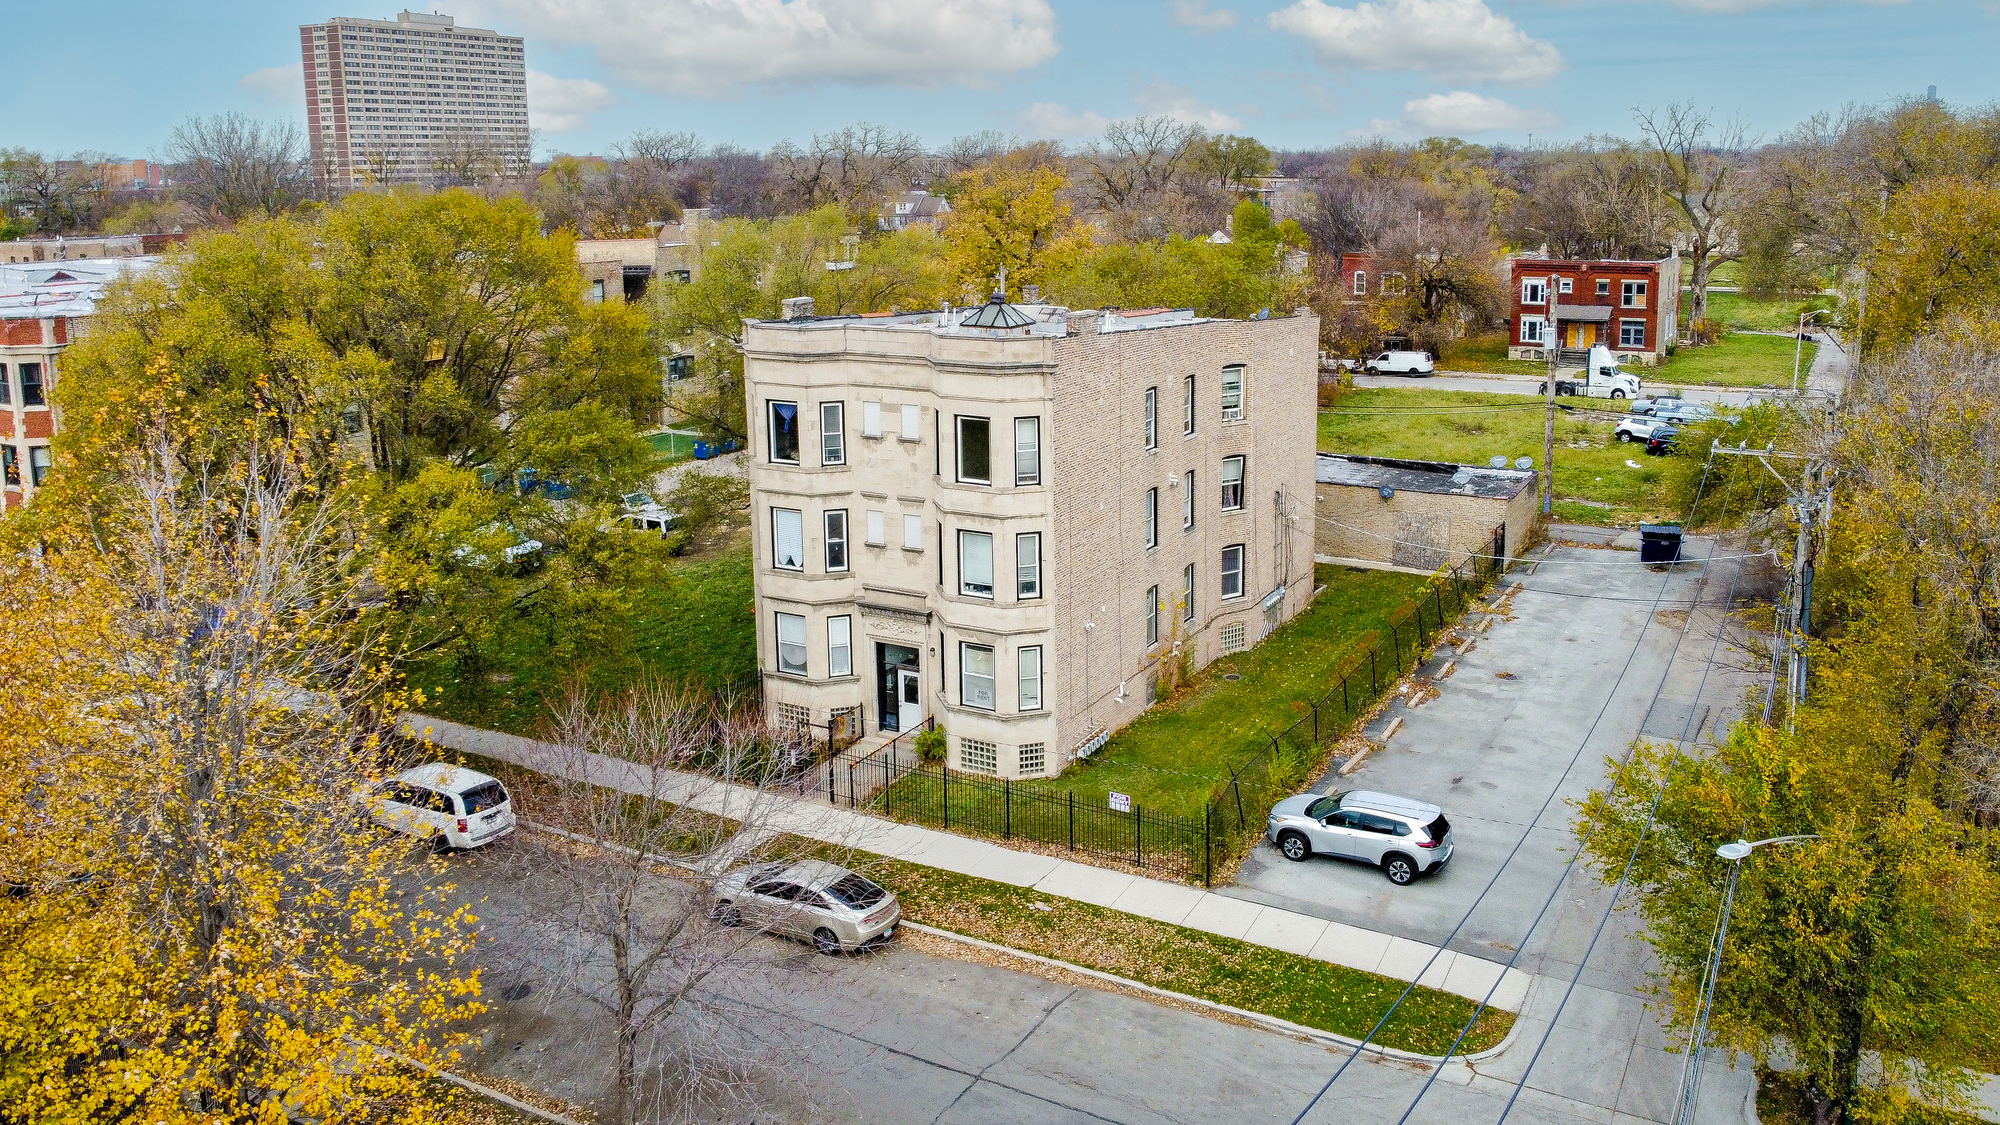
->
939, 148, 1091, 301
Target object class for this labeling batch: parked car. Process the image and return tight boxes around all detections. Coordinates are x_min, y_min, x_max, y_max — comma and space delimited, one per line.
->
1614, 416, 1663, 443
1645, 426, 1681, 456
1654, 401, 1717, 426
1266, 790, 1453, 885
1626, 394, 1683, 417
711, 860, 901, 954
1364, 350, 1435, 376
357, 763, 517, 853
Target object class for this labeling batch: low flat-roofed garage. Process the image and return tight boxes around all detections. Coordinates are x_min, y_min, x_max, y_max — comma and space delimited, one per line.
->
1314, 453, 1538, 572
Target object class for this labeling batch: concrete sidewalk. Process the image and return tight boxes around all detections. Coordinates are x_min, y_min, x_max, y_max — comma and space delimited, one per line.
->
400, 712, 1533, 1013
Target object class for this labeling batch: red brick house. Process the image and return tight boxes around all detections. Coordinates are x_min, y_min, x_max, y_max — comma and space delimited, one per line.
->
1337, 251, 1406, 301
1506, 254, 1680, 366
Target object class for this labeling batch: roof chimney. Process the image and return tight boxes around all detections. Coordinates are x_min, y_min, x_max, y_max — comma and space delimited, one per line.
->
781, 296, 816, 320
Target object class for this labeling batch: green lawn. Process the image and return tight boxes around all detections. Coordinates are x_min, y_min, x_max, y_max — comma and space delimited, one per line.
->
1319, 389, 1675, 526
1652, 331, 1816, 389
1691, 290, 1835, 334
1437, 332, 1548, 376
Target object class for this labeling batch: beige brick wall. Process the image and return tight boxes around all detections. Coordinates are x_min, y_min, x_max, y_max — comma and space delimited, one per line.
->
1315, 480, 1536, 570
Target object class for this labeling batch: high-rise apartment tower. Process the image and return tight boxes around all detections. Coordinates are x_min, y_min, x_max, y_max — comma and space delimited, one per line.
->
299, 10, 529, 189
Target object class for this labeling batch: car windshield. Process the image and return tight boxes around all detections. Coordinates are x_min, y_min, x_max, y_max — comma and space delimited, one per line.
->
1304, 795, 1341, 819
459, 781, 508, 815
822, 873, 887, 909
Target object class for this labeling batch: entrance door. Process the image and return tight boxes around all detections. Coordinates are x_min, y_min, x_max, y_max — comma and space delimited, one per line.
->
897, 666, 922, 733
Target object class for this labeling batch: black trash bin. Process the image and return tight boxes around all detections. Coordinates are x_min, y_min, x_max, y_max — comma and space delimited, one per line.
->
1639, 524, 1683, 565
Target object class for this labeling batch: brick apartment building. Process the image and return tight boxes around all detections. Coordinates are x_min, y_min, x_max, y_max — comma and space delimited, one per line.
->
1314, 453, 1537, 571
1506, 254, 1680, 365
743, 295, 1319, 779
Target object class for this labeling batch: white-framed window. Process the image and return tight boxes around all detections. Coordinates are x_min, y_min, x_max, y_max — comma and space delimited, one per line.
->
1182, 470, 1195, 529
1383, 273, 1406, 296
958, 530, 994, 598
865, 509, 885, 545
1622, 279, 1648, 308
900, 403, 920, 441
1018, 742, 1046, 776
1144, 488, 1158, 549
1597, 278, 1611, 296
1222, 621, 1247, 653
1557, 277, 1573, 294
960, 737, 997, 774
1220, 544, 1245, 600
771, 507, 804, 570
862, 400, 882, 437
1018, 646, 1043, 711
1353, 270, 1367, 296
828, 615, 852, 677
1519, 315, 1546, 345
824, 510, 849, 571
1221, 455, 1245, 511
1145, 584, 1159, 647
1014, 417, 1040, 486
1183, 374, 1195, 435
767, 401, 800, 464
960, 643, 996, 711
956, 416, 991, 484
775, 612, 807, 676
1620, 319, 1647, 348
590, 279, 605, 303
1221, 364, 1245, 422
1182, 563, 1195, 621
1143, 387, 1157, 450
902, 513, 923, 551
820, 401, 845, 465
1522, 278, 1547, 306
1016, 533, 1041, 599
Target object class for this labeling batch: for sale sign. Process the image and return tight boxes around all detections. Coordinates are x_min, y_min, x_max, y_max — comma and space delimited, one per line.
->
1108, 791, 1132, 812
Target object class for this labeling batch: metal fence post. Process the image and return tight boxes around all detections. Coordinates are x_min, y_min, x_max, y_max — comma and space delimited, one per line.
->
1004, 779, 1012, 840
942, 763, 950, 831
848, 761, 855, 807
1434, 585, 1445, 628
1203, 804, 1212, 888
825, 761, 834, 804
1341, 674, 1350, 716
1135, 804, 1143, 867
1370, 647, 1379, 694
1068, 790, 1075, 851
1229, 765, 1245, 824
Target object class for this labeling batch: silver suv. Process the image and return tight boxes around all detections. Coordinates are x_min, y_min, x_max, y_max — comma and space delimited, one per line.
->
1266, 790, 1454, 885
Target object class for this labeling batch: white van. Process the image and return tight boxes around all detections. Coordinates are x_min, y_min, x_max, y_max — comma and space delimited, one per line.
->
358, 763, 517, 853
1365, 350, 1435, 376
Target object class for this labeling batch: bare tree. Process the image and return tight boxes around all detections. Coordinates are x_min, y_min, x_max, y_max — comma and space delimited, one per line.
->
1636, 102, 1749, 324
430, 127, 509, 188
1499, 139, 1676, 261
769, 123, 924, 216
162, 111, 310, 221
510, 681, 841, 1125
0, 148, 114, 234
1073, 116, 1209, 234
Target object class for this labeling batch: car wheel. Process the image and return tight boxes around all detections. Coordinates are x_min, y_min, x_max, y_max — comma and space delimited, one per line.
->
813, 927, 842, 956
1611, 389, 1626, 400
713, 902, 741, 928
1278, 831, 1312, 862
1383, 855, 1417, 885
430, 832, 453, 857
1617, 431, 1632, 442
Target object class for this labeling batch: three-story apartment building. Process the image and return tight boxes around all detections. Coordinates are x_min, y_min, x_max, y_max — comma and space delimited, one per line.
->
744, 295, 1318, 779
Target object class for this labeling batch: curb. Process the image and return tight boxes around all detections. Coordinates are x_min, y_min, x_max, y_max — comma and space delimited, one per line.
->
900, 921, 1522, 1068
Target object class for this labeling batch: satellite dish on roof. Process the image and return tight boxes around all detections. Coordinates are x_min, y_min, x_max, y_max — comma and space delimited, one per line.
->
1489, 455, 1508, 468
1451, 469, 1473, 485
1516, 457, 1534, 470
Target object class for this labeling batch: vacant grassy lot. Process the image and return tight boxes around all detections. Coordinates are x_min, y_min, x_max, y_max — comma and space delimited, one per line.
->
1692, 290, 1835, 333
1320, 389, 1675, 525
1437, 332, 1547, 376
1652, 331, 1815, 388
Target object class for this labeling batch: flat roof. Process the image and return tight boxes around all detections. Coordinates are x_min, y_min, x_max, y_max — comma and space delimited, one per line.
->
0, 256, 159, 320
749, 301, 1220, 339
1316, 453, 1534, 500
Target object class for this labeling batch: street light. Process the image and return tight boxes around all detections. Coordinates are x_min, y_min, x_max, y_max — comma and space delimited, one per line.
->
1671, 834, 1822, 1125
1792, 310, 1830, 395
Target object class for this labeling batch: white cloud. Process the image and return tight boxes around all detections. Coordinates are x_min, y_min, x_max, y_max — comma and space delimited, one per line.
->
238, 62, 304, 104
1134, 79, 1244, 131
1019, 102, 1113, 140
1635, 0, 1905, 11
1168, 0, 1239, 31
1398, 91, 1564, 133
527, 70, 618, 133
473, 0, 1060, 97
1268, 0, 1564, 88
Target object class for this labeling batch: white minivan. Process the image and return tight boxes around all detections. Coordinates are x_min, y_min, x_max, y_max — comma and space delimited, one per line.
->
359, 763, 517, 853
1365, 350, 1436, 376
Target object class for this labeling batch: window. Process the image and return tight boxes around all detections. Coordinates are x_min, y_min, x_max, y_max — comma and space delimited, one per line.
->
902, 513, 923, 550
1597, 279, 1611, 296
1183, 375, 1195, 435
1018, 743, 1046, 776
1182, 471, 1195, 529
960, 737, 997, 774
1557, 277, 1573, 294
828, 615, 852, 677
1144, 488, 1158, 549
960, 643, 996, 710
1, 446, 16, 486
824, 510, 849, 571
0, 365, 10, 405
1622, 279, 1648, 308
1522, 278, 1547, 306
1014, 417, 1041, 485
1519, 316, 1546, 345
865, 509, 885, 545
590, 279, 605, 303
1016, 533, 1041, 598
775, 612, 807, 675
820, 402, 845, 465
19, 364, 43, 407
1221, 365, 1245, 421
1220, 544, 1245, 600
1222, 622, 1247, 653
900, 404, 920, 440
767, 401, 799, 464
1383, 273, 1406, 296
1143, 387, 1157, 450
1353, 270, 1367, 296
1620, 320, 1647, 348
1182, 564, 1195, 621
1145, 585, 1159, 647
1019, 646, 1043, 711
956, 416, 991, 484
771, 508, 804, 570
666, 354, 691, 381
1221, 456, 1245, 511
862, 400, 882, 437
958, 530, 994, 597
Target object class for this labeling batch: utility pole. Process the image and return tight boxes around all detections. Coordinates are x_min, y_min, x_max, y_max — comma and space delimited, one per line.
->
1542, 273, 1558, 515
1710, 442, 1831, 727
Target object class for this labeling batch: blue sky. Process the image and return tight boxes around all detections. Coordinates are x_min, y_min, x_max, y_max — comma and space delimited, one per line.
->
0, 0, 1986, 160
